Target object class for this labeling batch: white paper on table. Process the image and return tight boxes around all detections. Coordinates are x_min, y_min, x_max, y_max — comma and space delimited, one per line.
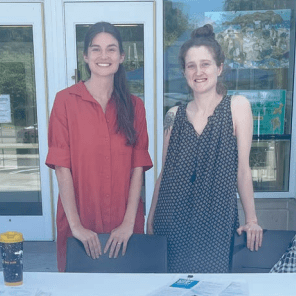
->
0, 286, 51, 296
219, 281, 249, 296
147, 286, 191, 296
184, 280, 231, 296
146, 277, 249, 296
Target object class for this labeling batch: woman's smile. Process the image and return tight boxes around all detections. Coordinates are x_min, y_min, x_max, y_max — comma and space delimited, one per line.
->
194, 78, 207, 83
97, 63, 111, 67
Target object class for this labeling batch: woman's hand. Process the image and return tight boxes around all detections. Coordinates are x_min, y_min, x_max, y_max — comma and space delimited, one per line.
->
237, 222, 263, 251
71, 224, 102, 259
104, 222, 134, 258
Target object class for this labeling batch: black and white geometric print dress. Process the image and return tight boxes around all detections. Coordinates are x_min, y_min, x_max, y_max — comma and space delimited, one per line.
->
270, 235, 296, 273
153, 95, 239, 273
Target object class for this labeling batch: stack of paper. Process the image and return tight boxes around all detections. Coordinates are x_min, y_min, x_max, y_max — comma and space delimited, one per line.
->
148, 277, 248, 296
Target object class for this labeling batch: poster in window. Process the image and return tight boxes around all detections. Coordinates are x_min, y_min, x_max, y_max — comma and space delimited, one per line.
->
0, 94, 11, 123
228, 90, 286, 135
205, 9, 291, 69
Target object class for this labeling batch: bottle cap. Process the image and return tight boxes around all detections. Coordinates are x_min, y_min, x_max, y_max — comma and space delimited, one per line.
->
0, 231, 24, 243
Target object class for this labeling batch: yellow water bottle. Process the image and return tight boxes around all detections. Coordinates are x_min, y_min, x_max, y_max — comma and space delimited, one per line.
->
0, 231, 24, 286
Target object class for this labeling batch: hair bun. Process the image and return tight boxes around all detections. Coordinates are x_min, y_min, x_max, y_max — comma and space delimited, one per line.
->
191, 24, 215, 39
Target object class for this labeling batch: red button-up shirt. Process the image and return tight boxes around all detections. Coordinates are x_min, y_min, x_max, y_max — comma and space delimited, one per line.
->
46, 81, 153, 271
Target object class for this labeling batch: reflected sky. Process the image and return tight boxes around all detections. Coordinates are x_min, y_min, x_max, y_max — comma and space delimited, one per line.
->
169, 0, 225, 27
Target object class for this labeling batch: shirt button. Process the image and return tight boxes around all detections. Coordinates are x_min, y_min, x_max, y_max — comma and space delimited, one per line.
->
106, 175, 109, 179
105, 156, 109, 160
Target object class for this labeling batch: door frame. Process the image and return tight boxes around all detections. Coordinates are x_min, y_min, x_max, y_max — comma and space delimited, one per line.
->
0, 2, 53, 240
62, 1, 156, 224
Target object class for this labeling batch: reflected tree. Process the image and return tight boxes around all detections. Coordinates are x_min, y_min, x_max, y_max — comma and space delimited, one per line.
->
223, 0, 289, 10
0, 27, 36, 129
223, 10, 283, 28
164, 1, 189, 48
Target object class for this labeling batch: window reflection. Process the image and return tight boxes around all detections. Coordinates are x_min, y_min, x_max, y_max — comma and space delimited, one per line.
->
163, 0, 295, 192
0, 26, 41, 215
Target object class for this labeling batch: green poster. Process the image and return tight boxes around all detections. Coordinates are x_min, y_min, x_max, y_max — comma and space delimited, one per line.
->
227, 90, 286, 135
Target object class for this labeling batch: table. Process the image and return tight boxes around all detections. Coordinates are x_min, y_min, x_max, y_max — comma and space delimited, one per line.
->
1, 272, 296, 296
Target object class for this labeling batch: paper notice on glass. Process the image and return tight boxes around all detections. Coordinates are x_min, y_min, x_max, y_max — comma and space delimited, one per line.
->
0, 94, 11, 123
219, 281, 249, 296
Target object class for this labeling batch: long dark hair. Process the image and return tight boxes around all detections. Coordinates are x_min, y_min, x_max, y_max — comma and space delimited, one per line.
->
84, 22, 136, 146
179, 24, 226, 96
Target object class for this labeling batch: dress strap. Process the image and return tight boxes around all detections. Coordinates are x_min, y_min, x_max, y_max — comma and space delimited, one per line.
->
171, 104, 187, 131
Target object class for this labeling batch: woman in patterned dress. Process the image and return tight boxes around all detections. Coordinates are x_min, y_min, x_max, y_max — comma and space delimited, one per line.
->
270, 234, 296, 273
147, 24, 263, 273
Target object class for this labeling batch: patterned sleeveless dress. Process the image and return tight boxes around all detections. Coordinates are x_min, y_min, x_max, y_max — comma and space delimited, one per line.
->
154, 95, 239, 273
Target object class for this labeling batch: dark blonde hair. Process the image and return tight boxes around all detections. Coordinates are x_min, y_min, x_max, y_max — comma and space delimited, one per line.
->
179, 24, 226, 95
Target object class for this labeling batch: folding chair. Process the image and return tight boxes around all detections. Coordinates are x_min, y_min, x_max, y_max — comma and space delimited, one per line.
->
231, 229, 296, 273
65, 233, 167, 273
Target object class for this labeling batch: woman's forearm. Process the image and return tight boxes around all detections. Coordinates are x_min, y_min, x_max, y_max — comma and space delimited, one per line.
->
122, 167, 144, 228
55, 166, 82, 230
237, 166, 258, 224
147, 171, 163, 223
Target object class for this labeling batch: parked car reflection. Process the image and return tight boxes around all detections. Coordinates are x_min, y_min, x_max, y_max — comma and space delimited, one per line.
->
17, 124, 38, 144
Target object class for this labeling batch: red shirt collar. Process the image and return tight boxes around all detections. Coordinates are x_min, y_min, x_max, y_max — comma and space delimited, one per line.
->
68, 81, 115, 105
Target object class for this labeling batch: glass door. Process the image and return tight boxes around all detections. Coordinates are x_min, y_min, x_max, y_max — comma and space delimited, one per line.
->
0, 3, 53, 240
64, 2, 155, 223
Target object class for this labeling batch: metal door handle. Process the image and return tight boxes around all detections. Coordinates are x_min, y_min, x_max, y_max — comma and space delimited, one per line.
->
71, 69, 78, 84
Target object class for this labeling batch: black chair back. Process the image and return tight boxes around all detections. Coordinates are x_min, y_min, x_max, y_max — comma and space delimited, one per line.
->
231, 229, 296, 273
65, 233, 167, 273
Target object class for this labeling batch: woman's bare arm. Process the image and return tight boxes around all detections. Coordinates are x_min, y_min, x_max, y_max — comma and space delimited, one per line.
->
55, 166, 102, 258
147, 106, 179, 234
231, 95, 263, 251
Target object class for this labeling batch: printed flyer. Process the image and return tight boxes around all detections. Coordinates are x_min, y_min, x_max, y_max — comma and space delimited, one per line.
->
228, 89, 286, 135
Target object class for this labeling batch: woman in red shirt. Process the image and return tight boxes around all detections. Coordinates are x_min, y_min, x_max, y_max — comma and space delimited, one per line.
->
46, 22, 153, 272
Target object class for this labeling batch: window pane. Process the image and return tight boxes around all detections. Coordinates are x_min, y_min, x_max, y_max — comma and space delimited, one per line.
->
0, 26, 42, 215
163, 0, 295, 192
251, 140, 290, 191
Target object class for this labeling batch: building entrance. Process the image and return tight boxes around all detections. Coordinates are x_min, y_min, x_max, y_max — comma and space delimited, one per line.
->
0, 3, 53, 240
